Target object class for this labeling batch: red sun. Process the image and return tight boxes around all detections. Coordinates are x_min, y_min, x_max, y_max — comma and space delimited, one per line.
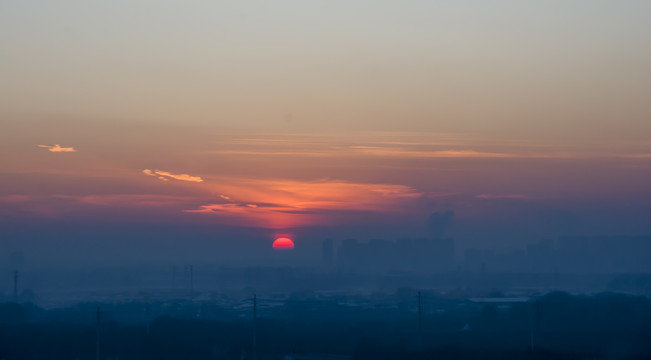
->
272, 237, 295, 250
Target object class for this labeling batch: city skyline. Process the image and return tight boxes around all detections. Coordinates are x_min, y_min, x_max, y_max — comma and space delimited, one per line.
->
2, 3, 651, 358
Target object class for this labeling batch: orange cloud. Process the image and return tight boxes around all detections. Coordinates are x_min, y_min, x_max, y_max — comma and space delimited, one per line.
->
185, 179, 423, 229
38, 144, 77, 152
142, 169, 203, 182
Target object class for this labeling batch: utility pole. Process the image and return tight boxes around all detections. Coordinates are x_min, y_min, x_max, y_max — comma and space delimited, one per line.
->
530, 321, 534, 353
145, 304, 151, 336
13, 271, 18, 303
531, 300, 541, 353
96, 306, 101, 360
535, 300, 541, 352
418, 291, 423, 351
253, 294, 257, 360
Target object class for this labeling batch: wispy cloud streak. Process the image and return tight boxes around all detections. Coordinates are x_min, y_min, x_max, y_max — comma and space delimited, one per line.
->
205, 133, 651, 161
476, 194, 532, 200
37, 144, 77, 152
142, 169, 203, 183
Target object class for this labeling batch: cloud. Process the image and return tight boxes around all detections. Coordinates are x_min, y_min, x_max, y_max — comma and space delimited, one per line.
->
142, 169, 203, 183
203, 133, 600, 160
207, 148, 516, 159
476, 194, 532, 200
185, 179, 424, 228
209, 132, 651, 162
351, 148, 517, 159
0, 194, 199, 219
38, 144, 77, 152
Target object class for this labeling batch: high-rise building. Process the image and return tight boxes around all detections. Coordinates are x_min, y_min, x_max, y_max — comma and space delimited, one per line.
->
321, 239, 334, 268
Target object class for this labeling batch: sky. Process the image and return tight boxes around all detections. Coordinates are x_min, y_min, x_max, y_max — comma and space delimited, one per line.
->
1, 1, 651, 265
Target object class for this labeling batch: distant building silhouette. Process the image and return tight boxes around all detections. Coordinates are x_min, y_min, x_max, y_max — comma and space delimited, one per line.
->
526, 239, 555, 273
557, 236, 651, 273
460, 235, 651, 274
336, 237, 455, 273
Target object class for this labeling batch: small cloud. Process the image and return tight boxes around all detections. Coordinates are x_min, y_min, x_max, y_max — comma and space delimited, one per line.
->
476, 194, 531, 200
156, 170, 203, 182
38, 144, 77, 152
142, 169, 203, 183
220, 194, 232, 201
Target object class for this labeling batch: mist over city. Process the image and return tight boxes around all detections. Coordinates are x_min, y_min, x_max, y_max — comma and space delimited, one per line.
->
2, 1, 651, 359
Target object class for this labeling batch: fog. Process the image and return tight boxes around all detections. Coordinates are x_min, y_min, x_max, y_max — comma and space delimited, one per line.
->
2, 0, 651, 358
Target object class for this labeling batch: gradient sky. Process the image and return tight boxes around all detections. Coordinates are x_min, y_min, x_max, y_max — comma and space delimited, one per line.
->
1, 1, 651, 265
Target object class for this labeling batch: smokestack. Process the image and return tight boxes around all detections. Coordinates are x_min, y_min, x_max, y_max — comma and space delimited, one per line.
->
184, 265, 188, 288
